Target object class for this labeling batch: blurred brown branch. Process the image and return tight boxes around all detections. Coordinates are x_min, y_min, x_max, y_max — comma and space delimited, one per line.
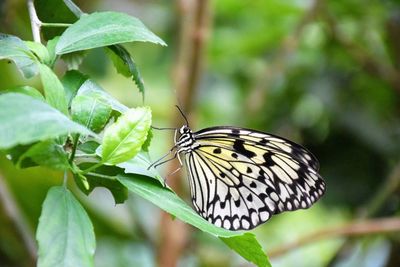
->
157, 1, 212, 266
268, 217, 400, 258
0, 172, 36, 266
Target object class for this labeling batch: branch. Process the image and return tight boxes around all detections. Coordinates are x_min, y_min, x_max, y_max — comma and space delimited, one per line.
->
157, 0, 212, 266
0, 173, 37, 263
268, 217, 400, 258
27, 0, 41, 42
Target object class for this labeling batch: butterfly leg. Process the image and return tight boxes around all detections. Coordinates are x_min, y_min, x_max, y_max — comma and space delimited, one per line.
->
147, 146, 177, 170
163, 165, 182, 186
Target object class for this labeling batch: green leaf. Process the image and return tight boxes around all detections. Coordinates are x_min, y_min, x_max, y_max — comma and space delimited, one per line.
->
6, 144, 39, 168
117, 151, 164, 184
75, 79, 128, 113
25, 41, 50, 64
118, 174, 239, 237
221, 233, 271, 267
61, 70, 88, 105
56, 12, 166, 55
37, 186, 95, 267
71, 91, 112, 133
34, 0, 78, 40
106, 45, 145, 97
0, 93, 92, 149
38, 63, 68, 114
141, 128, 153, 152
0, 33, 38, 78
46, 36, 60, 66
101, 107, 152, 165
118, 174, 270, 266
77, 141, 99, 154
4, 85, 44, 101
19, 140, 70, 170
75, 165, 128, 204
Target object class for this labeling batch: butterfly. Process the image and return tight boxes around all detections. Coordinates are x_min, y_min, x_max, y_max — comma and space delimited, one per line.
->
152, 110, 326, 231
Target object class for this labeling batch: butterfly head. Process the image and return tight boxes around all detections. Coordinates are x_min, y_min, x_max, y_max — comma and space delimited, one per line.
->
179, 125, 191, 135
176, 125, 196, 151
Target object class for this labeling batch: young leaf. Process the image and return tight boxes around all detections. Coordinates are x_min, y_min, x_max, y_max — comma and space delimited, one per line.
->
101, 107, 151, 165
71, 92, 112, 133
141, 128, 153, 152
0, 33, 38, 78
221, 234, 271, 267
37, 186, 95, 267
25, 41, 50, 64
106, 45, 145, 97
38, 63, 68, 114
4, 85, 44, 101
0, 93, 92, 149
56, 11, 166, 55
18, 140, 70, 170
61, 70, 88, 105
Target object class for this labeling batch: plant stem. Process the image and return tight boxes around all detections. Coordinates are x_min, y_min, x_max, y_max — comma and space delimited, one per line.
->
41, 22, 72, 28
26, 0, 41, 42
69, 134, 80, 164
85, 172, 117, 181
81, 162, 104, 175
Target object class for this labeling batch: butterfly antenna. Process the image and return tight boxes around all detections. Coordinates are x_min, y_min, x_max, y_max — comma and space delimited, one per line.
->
175, 105, 189, 126
151, 126, 177, 131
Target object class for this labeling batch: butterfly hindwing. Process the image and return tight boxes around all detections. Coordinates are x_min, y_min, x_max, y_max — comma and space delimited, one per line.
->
179, 126, 325, 231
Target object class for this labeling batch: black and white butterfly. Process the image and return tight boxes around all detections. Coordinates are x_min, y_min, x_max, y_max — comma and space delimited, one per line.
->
152, 112, 326, 231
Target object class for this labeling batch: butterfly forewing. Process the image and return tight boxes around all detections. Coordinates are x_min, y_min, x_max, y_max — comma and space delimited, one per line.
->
177, 126, 326, 231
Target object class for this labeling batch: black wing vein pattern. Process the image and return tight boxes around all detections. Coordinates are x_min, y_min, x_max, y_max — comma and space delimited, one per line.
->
181, 126, 326, 231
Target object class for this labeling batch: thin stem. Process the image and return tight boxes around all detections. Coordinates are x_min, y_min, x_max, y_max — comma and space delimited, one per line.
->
81, 162, 104, 175
85, 172, 117, 180
26, 0, 42, 42
69, 134, 80, 164
41, 22, 72, 27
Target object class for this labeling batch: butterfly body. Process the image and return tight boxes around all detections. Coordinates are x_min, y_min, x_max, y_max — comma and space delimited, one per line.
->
175, 125, 326, 231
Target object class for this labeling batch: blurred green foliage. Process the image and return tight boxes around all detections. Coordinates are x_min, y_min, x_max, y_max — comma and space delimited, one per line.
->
1, 0, 400, 266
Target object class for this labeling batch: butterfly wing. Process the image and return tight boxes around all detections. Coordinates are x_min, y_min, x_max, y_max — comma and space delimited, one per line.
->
182, 126, 325, 230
